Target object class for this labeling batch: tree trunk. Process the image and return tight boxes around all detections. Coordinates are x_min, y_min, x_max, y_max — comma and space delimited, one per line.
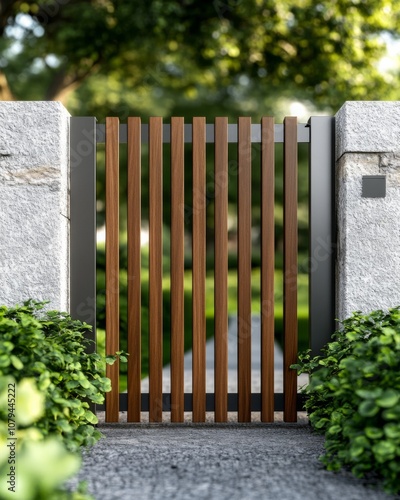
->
45, 60, 100, 102
0, 71, 14, 100
47, 81, 81, 104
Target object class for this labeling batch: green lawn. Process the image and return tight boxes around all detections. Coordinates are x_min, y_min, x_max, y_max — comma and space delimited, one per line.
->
97, 267, 309, 392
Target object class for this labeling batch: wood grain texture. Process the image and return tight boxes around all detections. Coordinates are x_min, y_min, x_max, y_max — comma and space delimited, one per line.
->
149, 117, 163, 422
192, 117, 206, 422
127, 117, 141, 422
105, 117, 120, 423
261, 117, 275, 423
170, 117, 185, 422
283, 116, 298, 423
237, 117, 252, 423
214, 117, 228, 422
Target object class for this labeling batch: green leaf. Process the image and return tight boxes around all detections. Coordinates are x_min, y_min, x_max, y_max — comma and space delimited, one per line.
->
384, 423, 400, 439
66, 380, 80, 390
376, 389, 399, 408
0, 341, 14, 352
79, 377, 91, 389
382, 407, 400, 420
57, 419, 73, 433
379, 334, 394, 345
10, 355, 23, 370
0, 355, 10, 367
100, 377, 112, 392
84, 410, 98, 424
105, 355, 117, 365
330, 411, 343, 424
346, 331, 360, 342
358, 400, 380, 417
15, 378, 45, 426
327, 425, 341, 435
372, 441, 396, 459
349, 445, 364, 459
37, 376, 51, 391
90, 393, 105, 404
365, 427, 383, 440
314, 418, 330, 429
355, 388, 382, 400
353, 435, 370, 449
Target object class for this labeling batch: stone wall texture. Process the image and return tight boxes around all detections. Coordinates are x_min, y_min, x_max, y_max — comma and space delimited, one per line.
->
336, 101, 400, 320
0, 102, 70, 310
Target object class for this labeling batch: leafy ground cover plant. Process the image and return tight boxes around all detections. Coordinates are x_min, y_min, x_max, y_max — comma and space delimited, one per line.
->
0, 376, 92, 500
292, 307, 400, 495
0, 300, 112, 451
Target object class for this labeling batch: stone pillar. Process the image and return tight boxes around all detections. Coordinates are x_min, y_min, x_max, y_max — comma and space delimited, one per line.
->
0, 102, 70, 311
336, 101, 400, 320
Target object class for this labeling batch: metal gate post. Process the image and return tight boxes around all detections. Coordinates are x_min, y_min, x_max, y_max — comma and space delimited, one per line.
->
70, 117, 97, 351
308, 116, 336, 354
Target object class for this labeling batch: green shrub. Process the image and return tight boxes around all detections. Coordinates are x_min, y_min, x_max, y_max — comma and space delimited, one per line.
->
292, 308, 400, 494
0, 300, 111, 451
0, 376, 92, 500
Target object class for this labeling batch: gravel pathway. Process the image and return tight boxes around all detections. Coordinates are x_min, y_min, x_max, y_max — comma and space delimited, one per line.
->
67, 424, 397, 500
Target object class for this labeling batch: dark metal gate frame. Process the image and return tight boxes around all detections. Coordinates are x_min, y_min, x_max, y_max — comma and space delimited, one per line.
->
69, 116, 335, 415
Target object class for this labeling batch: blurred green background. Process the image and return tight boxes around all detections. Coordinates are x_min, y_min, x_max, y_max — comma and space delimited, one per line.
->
3, 1, 400, 388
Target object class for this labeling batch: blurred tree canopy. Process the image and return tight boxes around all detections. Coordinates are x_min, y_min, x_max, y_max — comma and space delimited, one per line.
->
1, 0, 400, 118
2, 0, 400, 260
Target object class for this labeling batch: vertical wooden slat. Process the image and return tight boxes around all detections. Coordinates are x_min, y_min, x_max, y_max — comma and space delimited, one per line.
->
127, 117, 141, 422
105, 117, 120, 423
283, 116, 298, 423
237, 117, 252, 422
214, 117, 228, 422
261, 117, 275, 423
192, 117, 206, 422
170, 117, 185, 422
149, 117, 163, 422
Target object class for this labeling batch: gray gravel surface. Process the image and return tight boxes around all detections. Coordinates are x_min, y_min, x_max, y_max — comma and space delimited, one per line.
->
67, 316, 398, 499
67, 424, 399, 500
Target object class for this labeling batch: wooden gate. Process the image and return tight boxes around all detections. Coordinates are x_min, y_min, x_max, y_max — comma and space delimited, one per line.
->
69, 115, 335, 424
